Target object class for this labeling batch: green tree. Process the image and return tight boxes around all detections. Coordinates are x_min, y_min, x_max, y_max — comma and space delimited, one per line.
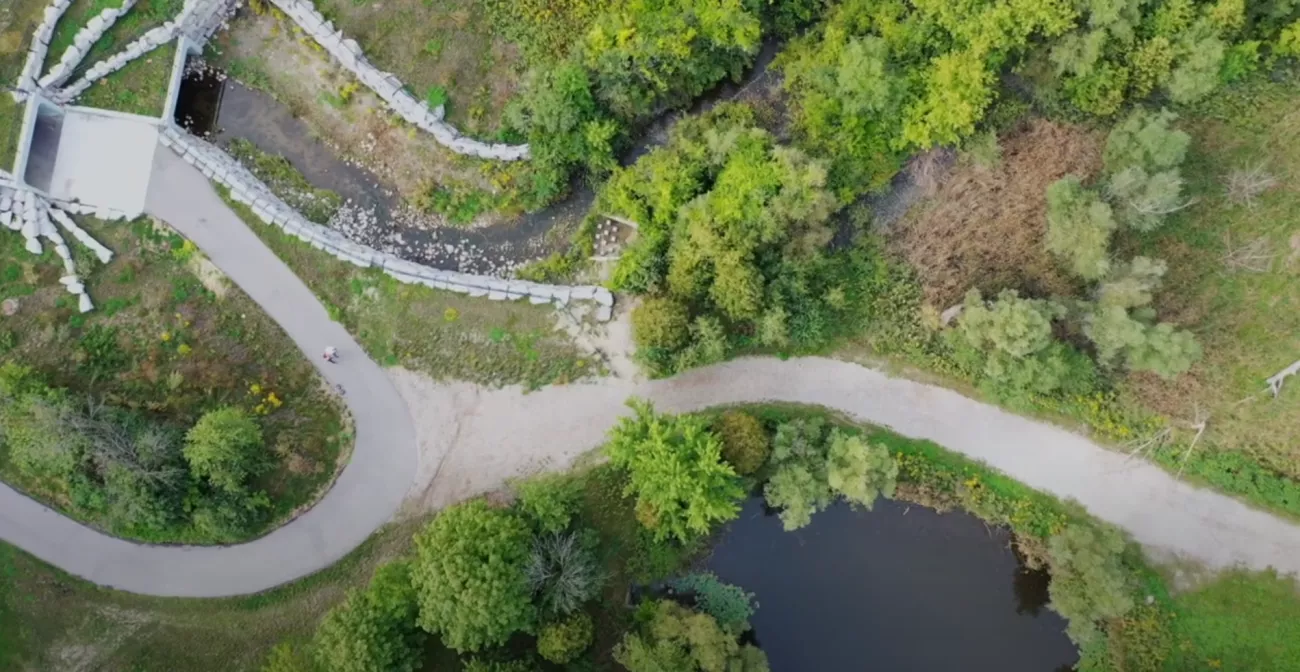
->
262, 642, 317, 672
1084, 257, 1201, 378
411, 501, 536, 652
613, 600, 770, 672
0, 369, 82, 480
956, 290, 1089, 401
1046, 523, 1135, 645
668, 572, 757, 635
825, 431, 897, 510
183, 407, 264, 493
762, 418, 832, 530
714, 410, 771, 475
313, 561, 425, 672
1103, 108, 1190, 175
515, 474, 581, 535
632, 297, 692, 352
582, 0, 762, 122
1045, 177, 1117, 280
606, 400, 744, 542
537, 613, 594, 664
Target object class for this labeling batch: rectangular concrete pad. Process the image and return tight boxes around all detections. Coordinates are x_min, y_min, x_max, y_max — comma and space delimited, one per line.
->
46, 111, 159, 216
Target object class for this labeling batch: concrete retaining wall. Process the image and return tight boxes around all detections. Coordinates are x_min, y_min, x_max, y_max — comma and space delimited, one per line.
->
0, 181, 114, 313
265, 0, 530, 162
160, 126, 612, 319
38, 0, 139, 90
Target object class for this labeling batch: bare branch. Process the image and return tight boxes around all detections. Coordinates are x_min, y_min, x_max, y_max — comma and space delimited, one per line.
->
1224, 162, 1278, 209
1267, 359, 1300, 399
1222, 229, 1275, 273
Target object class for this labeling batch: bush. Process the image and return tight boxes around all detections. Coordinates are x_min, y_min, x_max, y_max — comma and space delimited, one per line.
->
605, 400, 744, 542
631, 297, 692, 363
762, 418, 831, 531
1045, 177, 1117, 281
515, 474, 581, 535
1083, 258, 1201, 378
613, 600, 769, 672
313, 561, 425, 672
1046, 523, 1135, 645
411, 501, 536, 652
526, 531, 604, 617
536, 613, 594, 664
714, 410, 771, 476
183, 407, 265, 493
0, 372, 82, 480
825, 432, 897, 510
668, 572, 757, 635
262, 643, 317, 672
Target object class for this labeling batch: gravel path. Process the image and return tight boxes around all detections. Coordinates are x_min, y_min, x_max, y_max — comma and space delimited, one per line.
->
2, 144, 1299, 598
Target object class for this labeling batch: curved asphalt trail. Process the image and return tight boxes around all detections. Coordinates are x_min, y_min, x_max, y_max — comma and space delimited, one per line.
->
2, 145, 1300, 598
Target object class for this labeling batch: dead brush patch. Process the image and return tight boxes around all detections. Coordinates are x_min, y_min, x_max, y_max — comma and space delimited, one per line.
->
888, 119, 1104, 308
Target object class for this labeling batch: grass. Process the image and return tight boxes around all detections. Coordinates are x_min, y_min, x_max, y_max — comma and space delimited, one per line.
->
0, 517, 422, 671
0, 217, 347, 543
42, 0, 129, 76
65, 0, 183, 82
0, 0, 45, 84
312, 0, 525, 137
1115, 74, 1300, 484
0, 94, 21, 175
219, 189, 599, 389
1167, 569, 1300, 671
75, 39, 176, 116
225, 138, 343, 224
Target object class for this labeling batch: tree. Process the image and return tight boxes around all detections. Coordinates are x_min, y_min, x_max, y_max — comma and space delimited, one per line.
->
1084, 258, 1201, 378
605, 400, 744, 542
313, 560, 425, 672
1106, 166, 1189, 232
526, 531, 604, 617
825, 431, 897, 510
1045, 177, 1118, 280
714, 410, 771, 475
515, 474, 581, 535
762, 418, 832, 530
1046, 523, 1135, 645
582, 0, 762, 122
411, 500, 536, 652
956, 290, 1089, 401
668, 572, 757, 635
1102, 108, 1191, 232
537, 613, 594, 664
183, 407, 264, 493
262, 642, 317, 672
614, 600, 770, 672
632, 297, 692, 352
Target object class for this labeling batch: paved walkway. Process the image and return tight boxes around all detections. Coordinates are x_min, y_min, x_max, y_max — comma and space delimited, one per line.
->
2, 144, 1300, 598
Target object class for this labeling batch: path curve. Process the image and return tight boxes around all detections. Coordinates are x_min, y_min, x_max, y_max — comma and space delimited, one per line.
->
0, 146, 419, 597
3, 146, 1300, 598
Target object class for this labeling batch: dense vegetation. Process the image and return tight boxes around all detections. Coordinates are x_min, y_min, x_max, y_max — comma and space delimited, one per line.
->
245, 399, 1300, 671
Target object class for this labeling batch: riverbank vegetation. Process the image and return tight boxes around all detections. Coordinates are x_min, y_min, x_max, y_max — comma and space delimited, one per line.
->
3, 402, 1300, 669
220, 190, 599, 389
0, 218, 347, 544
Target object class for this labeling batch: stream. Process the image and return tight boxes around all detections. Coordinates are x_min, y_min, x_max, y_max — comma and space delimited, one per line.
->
702, 498, 1079, 671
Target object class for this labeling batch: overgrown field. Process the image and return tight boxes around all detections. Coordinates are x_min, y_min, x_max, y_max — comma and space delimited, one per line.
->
220, 191, 599, 390
6, 404, 1293, 670
0, 218, 347, 543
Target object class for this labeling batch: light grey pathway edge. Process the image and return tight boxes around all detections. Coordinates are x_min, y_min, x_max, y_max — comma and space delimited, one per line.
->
3, 147, 1300, 598
0, 146, 419, 597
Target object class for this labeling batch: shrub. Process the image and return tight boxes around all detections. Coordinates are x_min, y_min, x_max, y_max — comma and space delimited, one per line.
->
313, 561, 425, 672
515, 474, 581, 535
714, 410, 771, 476
536, 613, 594, 664
632, 297, 692, 352
1046, 523, 1135, 645
1084, 257, 1201, 378
526, 531, 604, 617
183, 407, 265, 493
955, 289, 1092, 402
262, 643, 317, 672
605, 400, 744, 542
668, 572, 757, 634
762, 418, 831, 530
1045, 177, 1117, 280
613, 600, 769, 672
411, 501, 536, 652
0, 370, 82, 480
825, 432, 897, 510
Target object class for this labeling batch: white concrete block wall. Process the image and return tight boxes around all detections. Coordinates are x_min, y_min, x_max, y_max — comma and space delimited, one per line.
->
160, 127, 613, 319
53, 24, 179, 103
264, 0, 529, 162
0, 183, 108, 312
38, 0, 139, 90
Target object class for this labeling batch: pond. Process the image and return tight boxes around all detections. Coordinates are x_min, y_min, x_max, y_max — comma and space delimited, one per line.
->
703, 498, 1078, 671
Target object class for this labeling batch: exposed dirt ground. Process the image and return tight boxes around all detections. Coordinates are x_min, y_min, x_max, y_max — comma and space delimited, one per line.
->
888, 119, 1104, 308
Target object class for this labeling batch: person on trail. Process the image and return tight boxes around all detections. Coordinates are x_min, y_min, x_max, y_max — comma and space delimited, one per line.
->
323, 346, 339, 363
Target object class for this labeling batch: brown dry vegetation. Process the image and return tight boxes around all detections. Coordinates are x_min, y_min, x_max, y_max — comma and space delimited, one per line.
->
888, 119, 1103, 308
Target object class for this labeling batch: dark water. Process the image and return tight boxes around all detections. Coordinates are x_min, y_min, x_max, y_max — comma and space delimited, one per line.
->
704, 498, 1078, 672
